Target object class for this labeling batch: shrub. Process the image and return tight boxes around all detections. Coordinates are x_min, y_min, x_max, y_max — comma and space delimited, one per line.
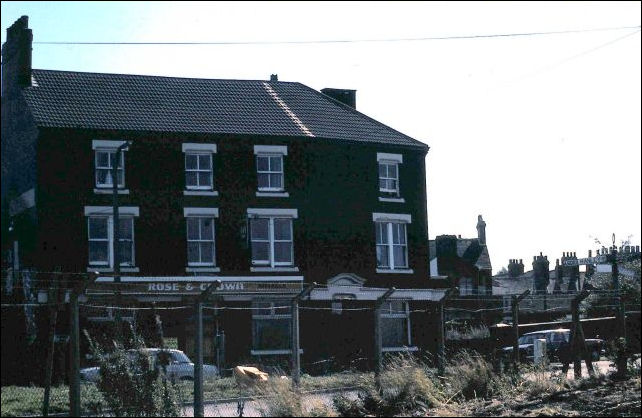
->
83, 326, 182, 417
257, 378, 335, 417
444, 350, 503, 400
333, 354, 443, 417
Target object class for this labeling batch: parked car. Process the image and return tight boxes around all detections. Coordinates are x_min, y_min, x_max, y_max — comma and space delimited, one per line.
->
80, 348, 218, 383
501, 328, 604, 363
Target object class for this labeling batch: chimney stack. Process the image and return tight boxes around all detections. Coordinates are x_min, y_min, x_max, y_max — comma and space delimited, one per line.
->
321, 88, 357, 109
508, 258, 525, 278
1, 15, 33, 96
476, 215, 486, 245
270, 74, 278, 81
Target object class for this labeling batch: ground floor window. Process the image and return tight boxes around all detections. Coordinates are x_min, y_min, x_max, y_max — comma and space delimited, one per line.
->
252, 300, 291, 353
380, 301, 411, 349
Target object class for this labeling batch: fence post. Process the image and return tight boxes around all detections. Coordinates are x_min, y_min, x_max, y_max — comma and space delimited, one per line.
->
511, 290, 531, 371
69, 272, 97, 418
194, 281, 220, 418
611, 248, 628, 378
194, 300, 203, 417
69, 290, 81, 418
374, 287, 395, 388
291, 283, 316, 388
567, 290, 591, 379
42, 270, 61, 417
437, 288, 456, 377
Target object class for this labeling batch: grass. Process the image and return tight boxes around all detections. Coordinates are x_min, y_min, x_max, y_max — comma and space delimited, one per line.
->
1, 371, 368, 416
445, 325, 491, 341
1, 384, 103, 417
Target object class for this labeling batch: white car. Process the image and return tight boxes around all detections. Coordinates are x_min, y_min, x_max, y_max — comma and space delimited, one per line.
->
80, 348, 218, 383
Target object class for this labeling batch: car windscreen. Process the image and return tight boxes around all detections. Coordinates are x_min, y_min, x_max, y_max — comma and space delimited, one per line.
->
171, 351, 192, 364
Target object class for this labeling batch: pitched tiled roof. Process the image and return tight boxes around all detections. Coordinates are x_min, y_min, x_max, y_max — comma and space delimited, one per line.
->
22, 69, 427, 149
428, 237, 492, 272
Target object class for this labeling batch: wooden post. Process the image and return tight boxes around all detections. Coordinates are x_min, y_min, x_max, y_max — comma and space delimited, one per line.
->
511, 290, 531, 371
566, 290, 591, 379
69, 272, 97, 418
437, 288, 456, 377
194, 301, 204, 418
42, 271, 61, 417
69, 291, 81, 417
194, 281, 220, 417
291, 283, 316, 388
374, 287, 395, 388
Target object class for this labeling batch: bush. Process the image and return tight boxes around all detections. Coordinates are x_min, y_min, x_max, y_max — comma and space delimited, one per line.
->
257, 378, 335, 417
83, 326, 182, 417
444, 350, 505, 400
333, 354, 443, 416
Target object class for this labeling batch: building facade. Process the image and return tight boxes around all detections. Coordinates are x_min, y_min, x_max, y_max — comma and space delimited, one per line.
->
2, 17, 443, 374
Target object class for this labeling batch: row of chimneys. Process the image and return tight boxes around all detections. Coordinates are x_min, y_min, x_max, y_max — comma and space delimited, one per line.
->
507, 245, 641, 278
3, 16, 359, 109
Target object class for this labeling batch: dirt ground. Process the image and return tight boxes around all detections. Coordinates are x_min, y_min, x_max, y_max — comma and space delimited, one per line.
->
440, 374, 641, 417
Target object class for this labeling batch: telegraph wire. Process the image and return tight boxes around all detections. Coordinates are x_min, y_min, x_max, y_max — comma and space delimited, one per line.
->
31, 24, 642, 46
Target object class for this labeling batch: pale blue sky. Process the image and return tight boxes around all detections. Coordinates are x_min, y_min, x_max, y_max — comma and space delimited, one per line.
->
2, 1, 641, 273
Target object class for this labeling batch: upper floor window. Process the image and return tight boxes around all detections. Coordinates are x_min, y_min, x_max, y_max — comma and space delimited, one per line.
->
184, 207, 219, 267
248, 208, 297, 268
254, 145, 287, 195
377, 153, 403, 200
93, 140, 129, 190
373, 213, 412, 273
182, 143, 217, 195
85, 206, 139, 269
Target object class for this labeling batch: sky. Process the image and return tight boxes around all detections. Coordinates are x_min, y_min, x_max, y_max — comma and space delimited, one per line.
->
2, 1, 641, 274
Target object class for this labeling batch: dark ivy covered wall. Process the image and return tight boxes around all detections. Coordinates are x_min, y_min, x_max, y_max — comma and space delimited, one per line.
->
34, 127, 430, 287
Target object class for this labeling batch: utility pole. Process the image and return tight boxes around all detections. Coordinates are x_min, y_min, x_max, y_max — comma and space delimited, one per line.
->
112, 141, 130, 341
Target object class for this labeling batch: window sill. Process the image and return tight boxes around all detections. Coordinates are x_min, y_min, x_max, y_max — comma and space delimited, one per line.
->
250, 266, 299, 272
376, 268, 414, 274
378, 197, 405, 203
256, 191, 289, 197
94, 188, 129, 195
184, 190, 219, 196
186, 266, 220, 273
382, 346, 419, 353
251, 349, 303, 356
87, 266, 140, 273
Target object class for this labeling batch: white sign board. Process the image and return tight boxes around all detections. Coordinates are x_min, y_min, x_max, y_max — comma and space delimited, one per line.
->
596, 264, 612, 273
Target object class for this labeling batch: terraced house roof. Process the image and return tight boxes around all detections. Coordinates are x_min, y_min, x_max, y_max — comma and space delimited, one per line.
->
22, 69, 428, 149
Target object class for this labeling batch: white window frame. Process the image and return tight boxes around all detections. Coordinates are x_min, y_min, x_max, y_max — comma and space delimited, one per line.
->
378, 161, 399, 194
377, 152, 402, 197
373, 213, 411, 273
85, 206, 139, 269
250, 217, 294, 268
374, 222, 410, 272
254, 145, 287, 193
93, 140, 129, 190
184, 208, 219, 269
248, 208, 297, 269
380, 301, 414, 351
182, 143, 217, 193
